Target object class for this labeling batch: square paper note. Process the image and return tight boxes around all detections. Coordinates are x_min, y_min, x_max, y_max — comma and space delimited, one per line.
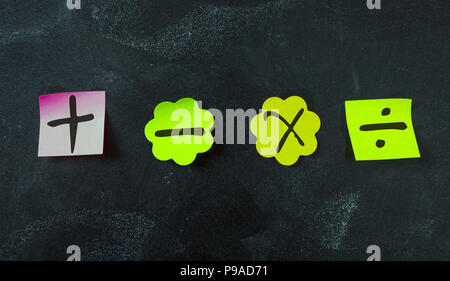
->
345, 98, 420, 161
38, 91, 106, 157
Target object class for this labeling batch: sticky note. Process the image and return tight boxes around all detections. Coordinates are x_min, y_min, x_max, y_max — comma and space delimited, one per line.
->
38, 91, 106, 157
144, 98, 214, 166
345, 98, 420, 161
250, 96, 321, 166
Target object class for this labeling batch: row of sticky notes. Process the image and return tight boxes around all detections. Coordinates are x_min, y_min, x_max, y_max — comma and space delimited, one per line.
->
38, 91, 420, 165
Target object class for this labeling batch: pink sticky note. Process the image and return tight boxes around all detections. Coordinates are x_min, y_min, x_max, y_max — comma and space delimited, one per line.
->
38, 91, 106, 157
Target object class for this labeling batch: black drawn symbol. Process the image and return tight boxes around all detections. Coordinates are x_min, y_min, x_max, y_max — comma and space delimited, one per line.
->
155, 127, 205, 137
264, 108, 305, 153
359, 107, 407, 148
47, 95, 94, 153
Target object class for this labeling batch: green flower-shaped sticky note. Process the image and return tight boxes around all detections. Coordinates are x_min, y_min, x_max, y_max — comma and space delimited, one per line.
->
145, 98, 214, 165
250, 96, 321, 166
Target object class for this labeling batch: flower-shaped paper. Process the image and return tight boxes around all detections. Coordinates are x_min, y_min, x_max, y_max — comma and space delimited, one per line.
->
250, 96, 321, 166
145, 98, 214, 165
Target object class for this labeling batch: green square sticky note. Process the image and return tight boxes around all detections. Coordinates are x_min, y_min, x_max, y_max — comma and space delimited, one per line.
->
345, 98, 420, 161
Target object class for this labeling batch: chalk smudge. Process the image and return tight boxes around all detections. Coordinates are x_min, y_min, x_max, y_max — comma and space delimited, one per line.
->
0, 27, 50, 45
0, 210, 154, 261
314, 192, 360, 250
88, 0, 296, 61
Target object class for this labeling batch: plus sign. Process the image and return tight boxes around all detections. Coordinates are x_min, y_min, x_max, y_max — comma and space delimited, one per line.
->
47, 95, 94, 153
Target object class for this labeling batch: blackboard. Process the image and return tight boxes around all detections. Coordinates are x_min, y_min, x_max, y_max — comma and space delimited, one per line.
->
0, 0, 449, 260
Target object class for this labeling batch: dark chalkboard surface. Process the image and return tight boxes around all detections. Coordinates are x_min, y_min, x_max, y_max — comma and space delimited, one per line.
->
0, 0, 449, 260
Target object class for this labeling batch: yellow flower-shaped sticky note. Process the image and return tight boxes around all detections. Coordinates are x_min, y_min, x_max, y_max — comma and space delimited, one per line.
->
250, 96, 321, 166
144, 98, 214, 165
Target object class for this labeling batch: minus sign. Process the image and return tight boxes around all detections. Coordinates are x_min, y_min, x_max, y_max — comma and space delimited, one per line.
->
360, 122, 407, 131
155, 127, 205, 137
